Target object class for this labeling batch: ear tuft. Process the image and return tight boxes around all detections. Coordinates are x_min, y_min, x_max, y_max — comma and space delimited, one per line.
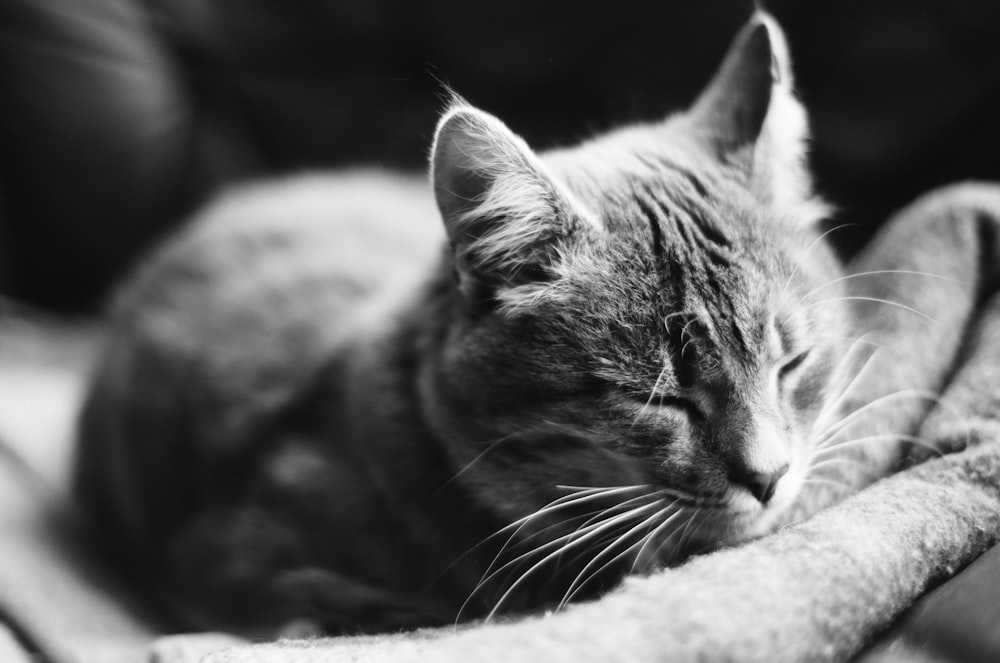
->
431, 104, 554, 244
430, 102, 587, 299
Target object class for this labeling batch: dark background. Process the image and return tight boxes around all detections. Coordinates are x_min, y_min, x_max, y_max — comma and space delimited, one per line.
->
1, 0, 999, 312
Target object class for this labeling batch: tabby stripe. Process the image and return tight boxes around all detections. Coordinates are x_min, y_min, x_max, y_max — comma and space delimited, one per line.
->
666, 256, 689, 303
635, 154, 712, 202
635, 196, 666, 265
689, 212, 733, 250
650, 195, 728, 266
666, 314, 699, 388
667, 206, 699, 255
698, 267, 726, 298
636, 184, 690, 263
729, 318, 751, 355
701, 246, 732, 271
669, 194, 733, 250
641, 160, 733, 251
702, 267, 749, 356
661, 160, 712, 201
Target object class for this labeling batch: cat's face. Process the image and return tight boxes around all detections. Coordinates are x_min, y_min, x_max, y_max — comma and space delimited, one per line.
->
422, 14, 845, 566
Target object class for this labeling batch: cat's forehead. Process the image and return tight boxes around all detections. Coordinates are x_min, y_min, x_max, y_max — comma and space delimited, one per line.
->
545, 130, 764, 241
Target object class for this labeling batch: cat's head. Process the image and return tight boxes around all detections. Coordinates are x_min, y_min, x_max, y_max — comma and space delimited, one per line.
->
421, 13, 845, 563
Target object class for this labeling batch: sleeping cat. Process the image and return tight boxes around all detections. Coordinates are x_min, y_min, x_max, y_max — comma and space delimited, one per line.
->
75, 13, 907, 636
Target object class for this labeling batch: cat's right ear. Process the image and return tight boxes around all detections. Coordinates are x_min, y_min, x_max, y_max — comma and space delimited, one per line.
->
688, 12, 821, 221
430, 103, 585, 304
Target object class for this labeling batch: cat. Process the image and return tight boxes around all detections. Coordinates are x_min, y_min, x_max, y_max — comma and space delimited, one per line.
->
73, 12, 985, 643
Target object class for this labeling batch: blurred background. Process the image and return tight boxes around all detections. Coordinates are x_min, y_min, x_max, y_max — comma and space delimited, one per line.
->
1, 0, 999, 312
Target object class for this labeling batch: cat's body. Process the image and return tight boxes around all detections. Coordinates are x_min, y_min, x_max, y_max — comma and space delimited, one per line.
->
74, 14, 969, 640
76, 173, 486, 630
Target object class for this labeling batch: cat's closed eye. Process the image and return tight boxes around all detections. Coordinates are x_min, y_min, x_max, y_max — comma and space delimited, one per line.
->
659, 396, 706, 422
629, 392, 706, 422
777, 349, 811, 382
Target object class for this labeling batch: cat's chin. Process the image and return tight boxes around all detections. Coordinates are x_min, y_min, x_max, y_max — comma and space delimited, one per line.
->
734, 494, 804, 545
672, 487, 801, 558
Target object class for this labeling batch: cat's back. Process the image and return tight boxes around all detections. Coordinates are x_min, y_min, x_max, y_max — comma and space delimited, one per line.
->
120, 170, 443, 328
75, 170, 444, 550
108, 170, 442, 429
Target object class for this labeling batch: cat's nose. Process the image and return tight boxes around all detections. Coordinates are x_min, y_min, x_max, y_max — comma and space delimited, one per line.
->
728, 462, 789, 504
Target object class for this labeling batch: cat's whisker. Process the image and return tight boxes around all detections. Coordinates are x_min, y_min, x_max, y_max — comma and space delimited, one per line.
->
812, 433, 942, 459
488, 489, 610, 538
504, 485, 639, 526
630, 364, 672, 432
812, 388, 941, 446
680, 337, 698, 361
527, 499, 661, 566
811, 335, 881, 434
806, 455, 866, 474
630, 501, 687, 573
557, 506, 670, 611
461, 521, 595, 620
576, 490, 667, 525
629, 362, 670, 422
778, 223, 856, 306
644, 508, 705, 570
802, 477, 850, 491
825, 335, 885, 351
511, 485, 646, 526
436, 432, 520, 493
803, 269, 957, 300
662, 310, 694, 328
471, 486, 646, 583
531, 491, 668, 562
554, 484, 650, 493
432, 489, 649, 617
802, 296, 937, 324
482, 501, 662, 622
472, 486, 652, 594
497, 511, 607, 562
499, 499, 655, 583
675, 510, 708, 554
559, 538, 649, 609
643, 509, 704, 569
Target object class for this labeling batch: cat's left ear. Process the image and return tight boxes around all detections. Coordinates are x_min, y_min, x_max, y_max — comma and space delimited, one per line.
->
430, 101, 592, 304
688, 12, 817, 218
